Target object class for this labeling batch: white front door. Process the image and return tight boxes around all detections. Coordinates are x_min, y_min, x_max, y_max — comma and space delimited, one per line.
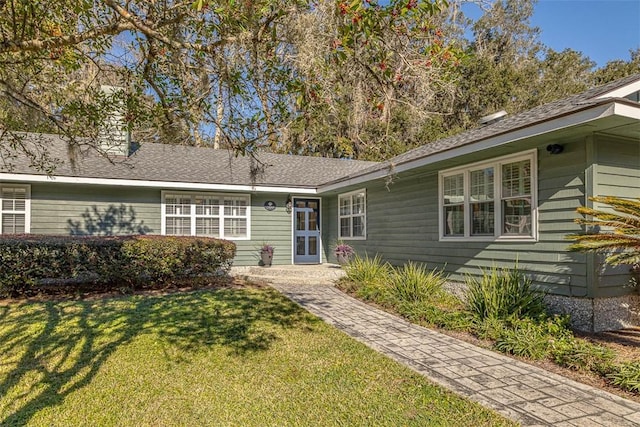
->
293, 198, 321, 264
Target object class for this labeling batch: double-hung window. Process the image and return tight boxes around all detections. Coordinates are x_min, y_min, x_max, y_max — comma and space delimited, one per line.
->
165, 194, 192, 235
442, 173, 465, 236
0, 184, 30, 234
501, 160, 533, 236
338, 189, 366, 239
439, 151, 536, 240
163, 192, 249, 239
223, 197, 249, 238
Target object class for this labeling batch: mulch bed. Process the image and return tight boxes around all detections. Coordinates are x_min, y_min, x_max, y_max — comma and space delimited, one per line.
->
0, 275, 241, 305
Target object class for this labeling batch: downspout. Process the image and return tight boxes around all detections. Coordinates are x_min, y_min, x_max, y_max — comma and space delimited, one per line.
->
584, 134, 597, 329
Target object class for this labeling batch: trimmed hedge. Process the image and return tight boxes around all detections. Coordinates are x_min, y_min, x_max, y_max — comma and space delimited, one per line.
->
0, 235, 236, 296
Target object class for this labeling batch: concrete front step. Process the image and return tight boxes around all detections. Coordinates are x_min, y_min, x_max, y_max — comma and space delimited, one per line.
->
231, 264, 346, 285
241, 274, 336, 286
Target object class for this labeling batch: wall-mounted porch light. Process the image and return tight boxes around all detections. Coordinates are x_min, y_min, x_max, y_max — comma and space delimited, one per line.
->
285, 195, 293, 214
546, 144, 564, 155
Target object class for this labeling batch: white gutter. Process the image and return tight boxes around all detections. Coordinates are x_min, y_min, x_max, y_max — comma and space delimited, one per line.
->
614, 102, 640, 119
319, 102, 621, 193
595, 80, 640, 99
0, 173, 318, 194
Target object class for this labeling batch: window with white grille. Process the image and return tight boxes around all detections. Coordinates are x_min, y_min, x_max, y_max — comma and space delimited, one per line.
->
439, 151, 536, 240
0, 185, 30, 234
338, 189, 366, 240
162, 192, 250, 239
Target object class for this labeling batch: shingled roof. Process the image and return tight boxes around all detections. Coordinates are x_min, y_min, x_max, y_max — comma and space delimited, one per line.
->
4, 74, 639, 190
5, 133, 377, 188
323, 73, 640, 187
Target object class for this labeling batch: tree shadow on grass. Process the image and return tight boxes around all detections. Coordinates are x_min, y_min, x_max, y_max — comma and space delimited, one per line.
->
146, 287, 317, 355
0, 286, 317, 425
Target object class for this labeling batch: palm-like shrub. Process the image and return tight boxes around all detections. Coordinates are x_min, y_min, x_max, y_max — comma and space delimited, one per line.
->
567, 196, 640, 269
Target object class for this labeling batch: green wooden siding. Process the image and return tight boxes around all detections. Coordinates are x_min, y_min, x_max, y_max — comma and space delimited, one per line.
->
322, 196, 340, 262
26, 183, 292, 267
324, 140, 591, 297
30, 183, 161, 235
592, 135, 640, 297
234, 193, 292, 266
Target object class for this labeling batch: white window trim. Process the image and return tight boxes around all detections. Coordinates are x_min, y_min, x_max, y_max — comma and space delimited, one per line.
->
161, 191, 251, 240
0, 183, 31, 234
338, 188, 367, 241
438, 150, 538, 242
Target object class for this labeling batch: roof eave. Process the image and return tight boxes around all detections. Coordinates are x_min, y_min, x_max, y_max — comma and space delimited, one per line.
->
0, 173, 319, 194
594, 79, 640, 99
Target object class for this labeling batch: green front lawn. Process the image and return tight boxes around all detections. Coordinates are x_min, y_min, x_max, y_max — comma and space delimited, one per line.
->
0, 285, 513, 426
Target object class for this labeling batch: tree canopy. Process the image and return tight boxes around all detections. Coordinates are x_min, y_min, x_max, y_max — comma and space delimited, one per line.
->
0, 0, 461, 170
0, 0, 638, 171
275, 0, 640, 161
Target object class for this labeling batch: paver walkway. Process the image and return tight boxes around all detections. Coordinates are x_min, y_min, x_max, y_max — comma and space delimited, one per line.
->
269, 281, 640, 427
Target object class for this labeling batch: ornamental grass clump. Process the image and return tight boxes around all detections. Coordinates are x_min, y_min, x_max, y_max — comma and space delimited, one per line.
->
465, 265, 546, 322
344, 254, 391, 285
397, 302, 473, 331
342, 254, 392, 302
389, 262, 446, 304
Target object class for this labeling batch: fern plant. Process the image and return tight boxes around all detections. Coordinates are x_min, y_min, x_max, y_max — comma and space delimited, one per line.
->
567, 196, 640, 269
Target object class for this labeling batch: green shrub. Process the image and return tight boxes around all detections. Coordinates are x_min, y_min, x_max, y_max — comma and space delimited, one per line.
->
0, 235, 236, 296
474, 317, 508, 341
494, 316, 572, 360
607, 361, 640, 392
0, 235, 125, 296
465, 265, 546, 322
551, 339, 615, 372
397, 301, 473, 331
388, 262, 446, 304
121, 236, 236, 284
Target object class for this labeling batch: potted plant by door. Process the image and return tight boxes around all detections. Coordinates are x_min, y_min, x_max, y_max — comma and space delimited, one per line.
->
334, 242, 354, 266
260, 243, 274, 267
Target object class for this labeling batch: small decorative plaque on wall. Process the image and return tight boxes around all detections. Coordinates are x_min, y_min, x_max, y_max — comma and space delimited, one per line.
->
264, 201, 277, 211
